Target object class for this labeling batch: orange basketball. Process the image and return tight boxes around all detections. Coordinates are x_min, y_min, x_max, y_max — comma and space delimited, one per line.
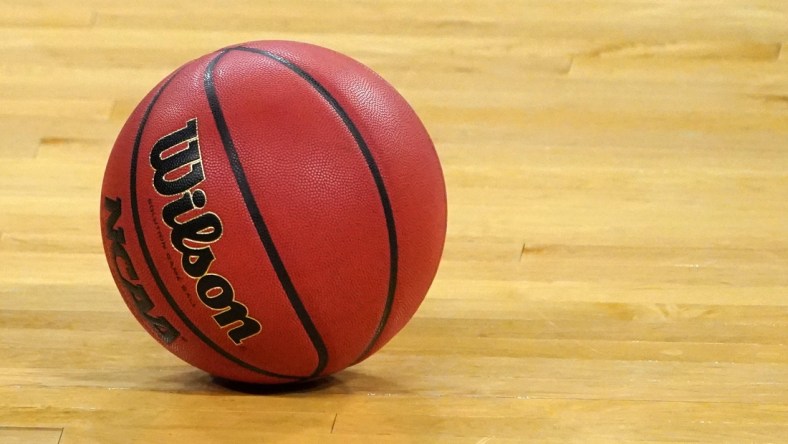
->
99, 41, 447, 383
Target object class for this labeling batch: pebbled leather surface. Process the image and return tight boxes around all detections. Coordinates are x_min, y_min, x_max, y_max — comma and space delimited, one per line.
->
100, 40, 447, 384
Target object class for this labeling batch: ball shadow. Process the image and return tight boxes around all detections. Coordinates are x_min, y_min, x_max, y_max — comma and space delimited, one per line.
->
210, 366, 404, 395
211, 374, 341, 395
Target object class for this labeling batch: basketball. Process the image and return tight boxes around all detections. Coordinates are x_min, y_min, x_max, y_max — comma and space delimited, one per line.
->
99, 40, 447, 384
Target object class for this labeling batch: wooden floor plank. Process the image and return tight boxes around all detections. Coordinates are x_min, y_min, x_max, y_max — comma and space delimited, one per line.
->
0, 428, 62, 444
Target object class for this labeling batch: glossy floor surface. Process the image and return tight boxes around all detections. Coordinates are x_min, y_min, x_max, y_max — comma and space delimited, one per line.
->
1, 1, 787, 442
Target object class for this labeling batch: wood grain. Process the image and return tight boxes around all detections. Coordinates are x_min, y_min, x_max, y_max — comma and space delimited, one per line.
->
1, 0, 787, 442
0, 427, 62, 444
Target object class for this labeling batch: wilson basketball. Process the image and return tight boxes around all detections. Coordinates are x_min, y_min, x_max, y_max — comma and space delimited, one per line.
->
99, 40, 447, 384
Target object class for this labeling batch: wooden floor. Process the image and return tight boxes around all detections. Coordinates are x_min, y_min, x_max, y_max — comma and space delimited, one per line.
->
2, 0, 788, 442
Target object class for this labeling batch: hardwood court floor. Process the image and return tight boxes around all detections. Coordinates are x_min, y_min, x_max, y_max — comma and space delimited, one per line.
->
1, 1, 787, 442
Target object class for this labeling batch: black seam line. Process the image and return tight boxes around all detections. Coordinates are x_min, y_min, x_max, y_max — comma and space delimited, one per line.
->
205, 49, 330, 378
232, 46, 399, 364
129, 60, 299, 381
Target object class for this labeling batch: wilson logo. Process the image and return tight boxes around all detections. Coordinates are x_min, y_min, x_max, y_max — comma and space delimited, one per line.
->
103, 196, 180, 344
149, 118, 261, 344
